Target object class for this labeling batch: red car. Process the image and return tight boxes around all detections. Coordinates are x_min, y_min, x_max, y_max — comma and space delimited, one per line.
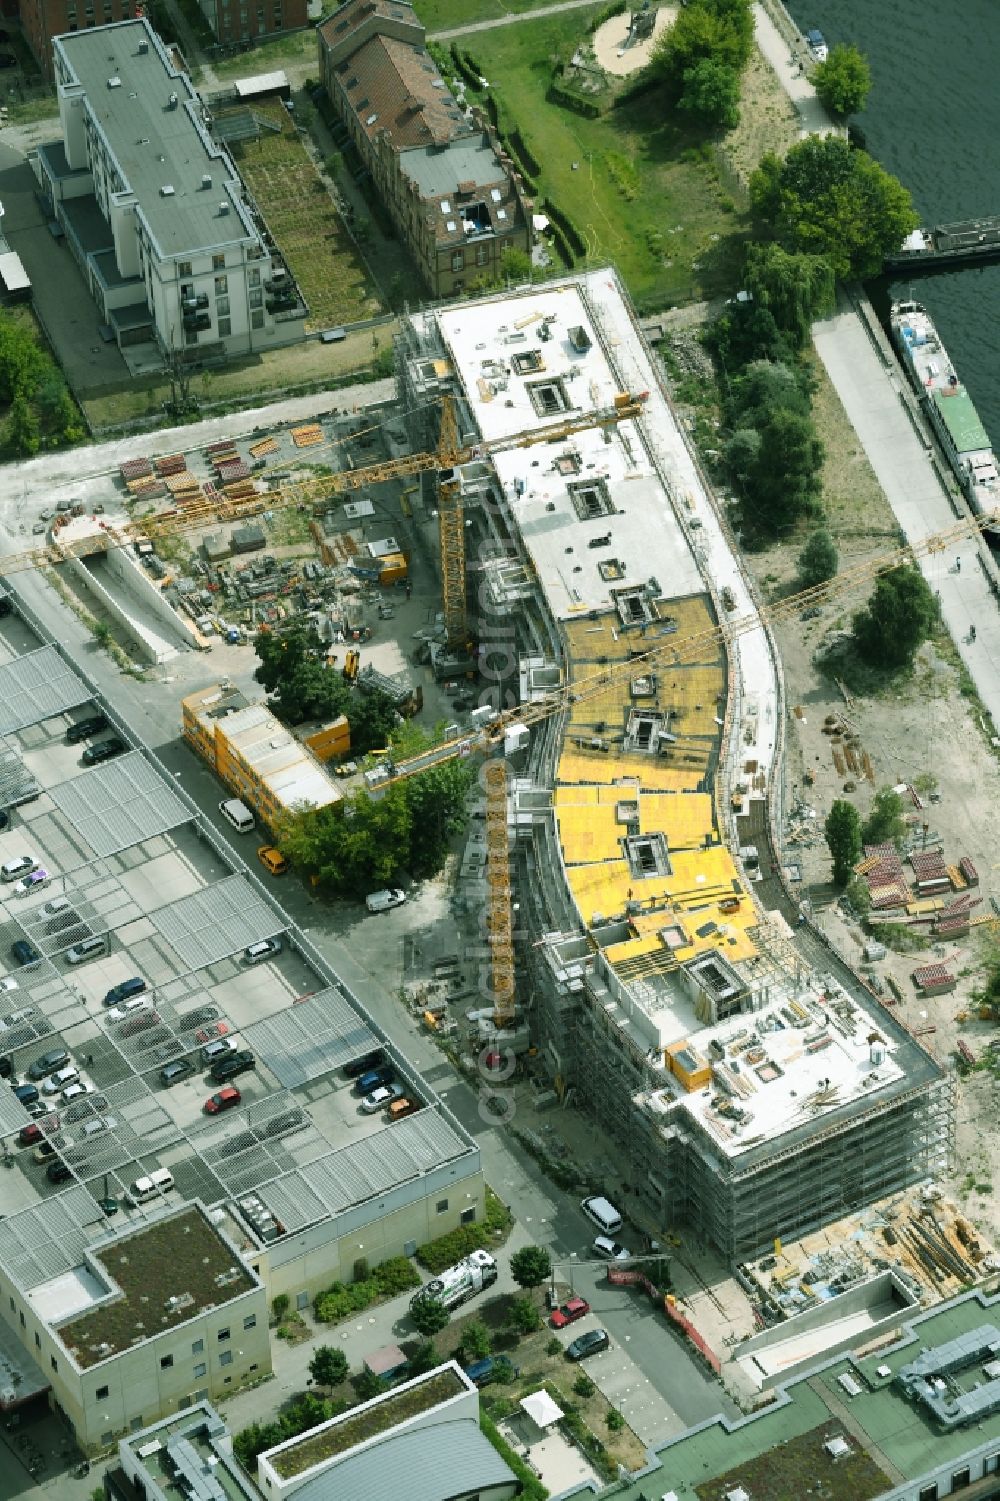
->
550, 1296, 591, 1330
204, 1086, 241, 1115
196, 1021, 230, 1044
18, 1115, 59, 1146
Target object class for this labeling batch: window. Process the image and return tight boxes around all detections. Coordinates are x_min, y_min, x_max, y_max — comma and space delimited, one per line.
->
296, 1291, 309, 1311
216, 296, 230, 317
192, 1338, 204, 1355
436, 1198, 449, 1214
249, 289, 263, 309
184, 328, 198, 345
475, 244, 489, 267
160, 1355, 173, 1370
96, 1385, 109, 1400
215, 275, 228, 296
213, 253, 225, 270
461, 1207, 476, 1224
243, 1314, 257, 1331
219, 1350, 233, 1367
568, 476, 613, 520
952, 1470, 971, 1491
50, 1356, 58, 1373
101, 1432, 114, 1446
7, 1298, 13, 1312
451, 250, 464, 272
218, 317, 232, 338
178, 261, 192, 277
18, 1312, 24, 1328
34, 1333, 40, 1349
218, 1328, 231, 1343
251, 310, 264, 330
527, 376, 571, 418
193, 1362, 207, 1379
248, 267, 260, 286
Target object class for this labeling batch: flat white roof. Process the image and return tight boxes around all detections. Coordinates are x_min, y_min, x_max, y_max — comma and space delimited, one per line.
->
233, 69, 289, 97
0, 250, 30, 292
222, 703, 342, 813
28, 1264, 108, 1324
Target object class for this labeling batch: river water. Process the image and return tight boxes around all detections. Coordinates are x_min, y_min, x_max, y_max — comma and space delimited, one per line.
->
796, 0, 1000, 445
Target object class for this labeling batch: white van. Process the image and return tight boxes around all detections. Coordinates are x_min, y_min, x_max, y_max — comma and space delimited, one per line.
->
219, 798, 255, 834
126, 1168, 175, 1206
581, 1194, 623, 1235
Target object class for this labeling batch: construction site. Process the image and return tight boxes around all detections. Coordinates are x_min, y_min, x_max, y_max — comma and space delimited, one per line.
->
22, 266, 982, 1278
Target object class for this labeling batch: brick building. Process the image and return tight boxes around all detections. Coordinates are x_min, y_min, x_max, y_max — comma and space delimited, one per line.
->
318, 0, 531, 298
193, 0, 307, 47
18, 0, 136, 78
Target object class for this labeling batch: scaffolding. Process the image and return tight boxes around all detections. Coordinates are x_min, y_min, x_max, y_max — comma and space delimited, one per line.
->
485, 759, 515, 1028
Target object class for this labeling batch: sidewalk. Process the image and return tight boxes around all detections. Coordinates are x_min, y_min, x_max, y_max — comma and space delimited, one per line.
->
752, 2, 844, 139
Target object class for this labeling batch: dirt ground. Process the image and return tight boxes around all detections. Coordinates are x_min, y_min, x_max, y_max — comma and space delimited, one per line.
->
721, 34, 800, 187
592, 5, 675, 76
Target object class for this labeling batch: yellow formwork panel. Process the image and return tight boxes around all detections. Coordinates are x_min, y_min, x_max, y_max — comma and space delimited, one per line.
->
557, 749, 704, 791
639, 791, 714, 847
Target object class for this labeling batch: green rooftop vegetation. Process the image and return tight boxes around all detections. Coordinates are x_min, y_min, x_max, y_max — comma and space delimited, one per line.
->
693, 1422, 889, 1501
60, 1207, 256, 1369
270, 1367, 465, 1478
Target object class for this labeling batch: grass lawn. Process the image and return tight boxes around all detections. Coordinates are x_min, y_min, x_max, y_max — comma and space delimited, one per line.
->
210, 27, 320, 79
456, 9, 748, 310
422, 0, 598, 28
226, 102, 382, 330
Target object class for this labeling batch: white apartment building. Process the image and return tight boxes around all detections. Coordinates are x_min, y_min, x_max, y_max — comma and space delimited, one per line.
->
35, 18, 305, 362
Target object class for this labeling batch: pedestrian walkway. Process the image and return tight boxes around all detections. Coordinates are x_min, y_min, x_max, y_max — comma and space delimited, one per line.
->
752, 2, 844, 139
429, 0, 603, 42
812, 301, 1000, 732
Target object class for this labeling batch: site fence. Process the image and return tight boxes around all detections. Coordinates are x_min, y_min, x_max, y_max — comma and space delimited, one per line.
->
663, 1297, 722, 1375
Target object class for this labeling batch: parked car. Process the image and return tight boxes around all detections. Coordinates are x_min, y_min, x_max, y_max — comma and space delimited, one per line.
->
1, 855, 38, 882
82, 738, 126, 765
0, 976, 18, 994
550, 1297, 591, 1330
119, 1010, 160, 1037
27, 1048, 70, 1081
261, 1108, 304, 1138
257, 846, 288, 876
13, 1082, 40, 1107
388, 1097, 420, 1122
365, 888, 405, 913
42, 1066, 80, 1095
103, 977, 146, 1008
343, 1048, 386, 1079
106, 997, 150, 1023
355, 1065, 394, 1095
0, 1054, 11, 1079
204, 1086, 241, 1115
66, 714, 108, 744
566, 1328, 610, 1362
33, 1140, 57, 1163
66, 935, 108, 964
183, 1006, 218, 1029
195, 1021, 230, 1044
360, 1081, 405, 1114
243, 938, 281, 965
19, 1117, 58, 1146
10, 939, 41, 968
160, 1058, 195, 1087
592, 1236, 631, 1263
46, 1160, 73, 1183
14, 867, 49, 896
210, 1049, 256, 1083
61, 1082, 95, 1105
463, 1354, 519, 1387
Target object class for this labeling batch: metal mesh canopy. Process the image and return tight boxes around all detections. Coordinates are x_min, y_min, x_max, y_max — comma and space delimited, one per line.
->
260, 1111, 470, 1233
53, 753, 190, 858
0, 647, 91, 733
244, 989, 379, 1088
0, 741, 40, 807
152, 874, 282, 970
0, 1186, 107, 1291
0, 1076, 32, 1137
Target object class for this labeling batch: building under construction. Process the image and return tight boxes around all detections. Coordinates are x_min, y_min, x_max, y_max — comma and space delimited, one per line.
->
397, 269, 953, 1263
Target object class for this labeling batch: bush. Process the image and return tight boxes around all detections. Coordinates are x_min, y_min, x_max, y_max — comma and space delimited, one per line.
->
314, 1256, 420, 1323
573, 1373, 595, 1397
418, 1225, 493, 1273
271, 1293, 289, 1322
548, 82, 602, 118
507, 1295, 541, 1335
546, 1336, 563, 1356
542, 198, 586, 259
587, 0, 626, 32
606, 1407, 625, 1431
481, 1417, 548, 1501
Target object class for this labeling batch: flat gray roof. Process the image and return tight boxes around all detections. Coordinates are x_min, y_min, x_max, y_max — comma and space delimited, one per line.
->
55, 20, 257, 260
294, 1419, 514, 1501
244, 988, 379, 1089
151, 874, 283, 970
0, 646, 91, 733
401, 136, 506, 199
54, 752, 191, 858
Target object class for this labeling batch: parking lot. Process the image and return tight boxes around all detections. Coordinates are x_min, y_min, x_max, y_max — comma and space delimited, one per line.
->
0, 615, 432, 1227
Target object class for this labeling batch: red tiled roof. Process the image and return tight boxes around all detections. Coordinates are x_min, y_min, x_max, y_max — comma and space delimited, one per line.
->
340, 33, 458, 147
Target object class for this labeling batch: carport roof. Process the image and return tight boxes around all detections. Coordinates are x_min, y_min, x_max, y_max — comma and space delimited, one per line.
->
260, 1110, 470, 1232
0, 1185, 108, 1293
0, 647, 91, 732
0, 1080, 33, 1139
54, 751, 191, 857
243, 989, 379, 1089
151, 874, 282, 970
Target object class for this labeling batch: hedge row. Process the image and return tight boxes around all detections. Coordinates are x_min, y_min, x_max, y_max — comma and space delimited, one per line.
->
548, 82, 603, 118
587, 0, 626, 32
314, 1256, 420, 1324
542, 197, 586, 259
484, 91, 541, 187
449, 42, 482, 90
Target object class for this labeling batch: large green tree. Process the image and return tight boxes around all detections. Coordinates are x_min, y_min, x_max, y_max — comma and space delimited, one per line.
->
798, 528, 838, 587
852, 566, 939, 669
509, 1245, 553, 1290
749, 137, 917, 280
825, 799, 862, 885
742, 243, 835, 346
677, 57, 741, 130
410, 1297, 450, 1336
653, 0, 754, 91
814, 43, 871, 117
308, 1346, 349, 1392
726, 405, 824, 537
862, 787, 905, 846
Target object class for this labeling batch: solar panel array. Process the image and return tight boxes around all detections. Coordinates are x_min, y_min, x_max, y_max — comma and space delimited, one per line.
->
152, 875, 281, 970
243, 989, 379, 1089
0, 647, 91, 734
54, 753, 191, 858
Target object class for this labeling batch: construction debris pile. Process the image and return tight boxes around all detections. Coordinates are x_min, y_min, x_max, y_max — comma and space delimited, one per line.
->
741, 1185, 999, 1319
857, 838, 981, 934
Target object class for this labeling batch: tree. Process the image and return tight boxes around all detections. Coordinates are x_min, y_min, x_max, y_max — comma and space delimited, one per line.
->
742, 243, 835, 346
798, 529, 838, 587
705, 300, 796, 372
403, 756, 476, 878
749, 137, 917, 280
352, 1368, 387, 1401
459, 1319, 492, 1363
677, 58, 741, 130
653, 0, 753, 93
349, 687, 400, 756
814, 43, 871, 117
406, 1340, 440, 1377
727, 405, 824, 538
507, 1295, 541, 1335
825, 799, 862, 886
731, 358, 810, 424
852, 566, 938, 669
253, 626, 348, 725
862, 787, 905, 846
308, 1346, 349, 1391
509, 1245, 552, 1290
4, 393, 40, 457
410, 1296, 451, 1336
